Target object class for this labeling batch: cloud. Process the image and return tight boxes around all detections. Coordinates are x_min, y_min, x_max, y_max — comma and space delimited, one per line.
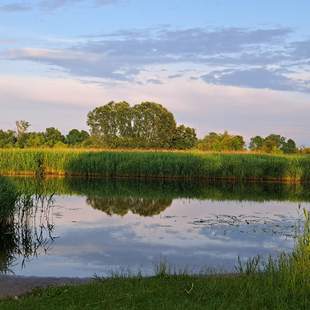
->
0, 0, 121, 12
2, 27, 295, 81
291, 40, 310, 59
2, 26, 310, 94
1, 75, 310, 145
168, 74, 183, 79
146, 79, 163, 85
0, 3, 31, 12
39, 0, 121, 10
201, 68, 310, 93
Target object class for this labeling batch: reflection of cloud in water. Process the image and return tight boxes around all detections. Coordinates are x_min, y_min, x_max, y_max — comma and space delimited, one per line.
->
11, 196, 309, 277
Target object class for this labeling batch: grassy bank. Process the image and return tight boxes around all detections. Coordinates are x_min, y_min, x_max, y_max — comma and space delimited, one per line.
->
0, 149, 310, 182
1, 211, 309, 309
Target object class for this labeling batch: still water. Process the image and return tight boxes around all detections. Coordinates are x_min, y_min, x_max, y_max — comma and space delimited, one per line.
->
0, 177, 309, 277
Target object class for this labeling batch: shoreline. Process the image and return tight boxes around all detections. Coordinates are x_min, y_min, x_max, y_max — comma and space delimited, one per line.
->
1, 172, 309, 184
0, 275, 91, 299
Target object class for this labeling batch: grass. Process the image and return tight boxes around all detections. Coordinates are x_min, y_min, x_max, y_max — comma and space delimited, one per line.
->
0, 148, 310, 181
0, 210, 309, 309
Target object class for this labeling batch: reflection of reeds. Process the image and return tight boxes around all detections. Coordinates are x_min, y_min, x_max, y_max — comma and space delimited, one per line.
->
8, 176, 310, 203
14, 193, 56, 269
0, 177, 56, 274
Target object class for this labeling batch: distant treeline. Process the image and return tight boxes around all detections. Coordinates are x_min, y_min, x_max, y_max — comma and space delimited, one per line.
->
0, 101, 309, 154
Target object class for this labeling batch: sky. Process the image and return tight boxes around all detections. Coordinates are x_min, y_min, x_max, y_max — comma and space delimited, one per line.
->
0, 0, 310, 145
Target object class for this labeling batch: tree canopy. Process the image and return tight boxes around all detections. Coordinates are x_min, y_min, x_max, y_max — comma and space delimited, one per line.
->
87, 101, 196, 149
249, 134, 298, 154
197, 131, 245, 152
0, 102, 304, 152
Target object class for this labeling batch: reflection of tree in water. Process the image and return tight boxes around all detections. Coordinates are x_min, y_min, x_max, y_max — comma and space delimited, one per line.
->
87, 196, 172, 216
0, 177, 56, 274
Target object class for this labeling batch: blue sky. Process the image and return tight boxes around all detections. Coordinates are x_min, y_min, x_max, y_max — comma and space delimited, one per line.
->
1, 0, 310, 144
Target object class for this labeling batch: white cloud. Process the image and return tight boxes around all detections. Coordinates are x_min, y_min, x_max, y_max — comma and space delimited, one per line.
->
1, 75, 309, 144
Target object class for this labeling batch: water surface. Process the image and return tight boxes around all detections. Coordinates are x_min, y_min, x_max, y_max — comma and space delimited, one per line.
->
0, 177, 309, 277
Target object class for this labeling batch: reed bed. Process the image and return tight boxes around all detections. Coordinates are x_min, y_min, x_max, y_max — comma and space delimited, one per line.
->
0, 148, 309, 181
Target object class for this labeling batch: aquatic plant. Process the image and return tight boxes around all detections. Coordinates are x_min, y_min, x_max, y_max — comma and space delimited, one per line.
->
0, 149, 310, 181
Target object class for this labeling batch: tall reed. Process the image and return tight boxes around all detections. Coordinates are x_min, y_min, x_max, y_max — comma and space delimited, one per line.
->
0, 149, 309, 181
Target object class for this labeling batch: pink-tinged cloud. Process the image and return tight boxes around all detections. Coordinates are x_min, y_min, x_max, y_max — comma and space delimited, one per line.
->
0, 75, 309, 145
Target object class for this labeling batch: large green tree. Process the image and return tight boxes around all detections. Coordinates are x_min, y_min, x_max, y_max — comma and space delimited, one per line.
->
131, 102, 176, 148
87, 101, 133, 147
87, 101, 178, 148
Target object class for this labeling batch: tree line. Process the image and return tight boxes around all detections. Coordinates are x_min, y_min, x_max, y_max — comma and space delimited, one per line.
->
0, 101, 308, 154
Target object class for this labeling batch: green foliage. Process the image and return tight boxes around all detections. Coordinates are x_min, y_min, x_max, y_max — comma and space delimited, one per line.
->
66, 129, 89, 146
249, 135, 264, 150
0, 177, 18, 216
25, 132, 46, 148
250, 134, 298, 154
282, 138, 297, 154
87, 101, 133, 147
0, 149, 310, 181
171, 125, 197, 149
0, 130, 16, 148
44, 127, 65, 147
131, 102, 177, 148
197, 131, 245, 151
87, 101, 178, 148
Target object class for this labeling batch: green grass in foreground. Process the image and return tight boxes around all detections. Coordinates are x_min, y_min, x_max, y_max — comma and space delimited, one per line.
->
0, 148, 310, 181
1, 211, 310, 310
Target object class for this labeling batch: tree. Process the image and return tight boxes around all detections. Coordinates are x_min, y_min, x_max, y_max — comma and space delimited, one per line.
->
132, 102, 176, 148
197, 131, 245, 151
15, 120, 31, 148
87, 101, 133, 147
26, 132, 46, 148
171, 125, 197, 149
87, 101, 177, 148
66, 129, 90, 146
16, 120, 30, 138
281, 139, 297, 154
44, 127, 65, 147
0, 130, 16, 148
262, 134, 285, 153
249, 134, 298, 154
249, 136, 264, 151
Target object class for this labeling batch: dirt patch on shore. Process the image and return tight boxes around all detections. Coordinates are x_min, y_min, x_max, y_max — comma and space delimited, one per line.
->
0, 276, 91, 299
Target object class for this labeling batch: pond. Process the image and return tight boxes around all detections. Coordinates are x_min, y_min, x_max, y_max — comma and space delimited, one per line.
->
0, 176, 309, 278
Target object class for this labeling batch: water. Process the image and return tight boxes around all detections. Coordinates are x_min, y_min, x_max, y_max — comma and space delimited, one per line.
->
0, 176, 309, 278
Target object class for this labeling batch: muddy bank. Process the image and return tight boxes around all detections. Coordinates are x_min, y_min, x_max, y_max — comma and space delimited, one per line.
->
0, 275, 91, 299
